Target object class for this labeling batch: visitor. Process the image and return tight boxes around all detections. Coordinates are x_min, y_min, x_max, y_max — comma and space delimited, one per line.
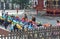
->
2, 11, 4, 17
43, 23, 51, 27
22, 14, 28, 22
2, 10, 5, 18
11, 14, 15, 21
24, 14, 28, 19
21, 17, 25, 22
5, 12, 8, 21
56, 20, 60, 26
32, 16, 36, 22
15, 16, 20, 21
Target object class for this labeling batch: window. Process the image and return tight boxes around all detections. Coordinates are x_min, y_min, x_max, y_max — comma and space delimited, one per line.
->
53, 1, 56, 5
58, 1, 60, 5
45, 1, 49, 4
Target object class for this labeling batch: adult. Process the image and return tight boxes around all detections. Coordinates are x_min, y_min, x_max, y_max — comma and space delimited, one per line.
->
56, 20, 60, 26
5, 12, 8, 21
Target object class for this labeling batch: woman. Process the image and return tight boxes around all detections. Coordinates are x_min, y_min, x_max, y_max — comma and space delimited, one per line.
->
56, 20, 60, 26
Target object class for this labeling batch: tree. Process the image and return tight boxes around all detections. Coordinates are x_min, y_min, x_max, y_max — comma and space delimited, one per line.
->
12, 0, 29, 9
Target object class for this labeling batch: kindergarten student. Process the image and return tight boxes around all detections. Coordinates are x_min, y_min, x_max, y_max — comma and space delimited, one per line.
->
43, 23, 51, 27
5, 12, 8, 21
24, 14, 28, 18
15, 16, 20, 21
22, 14, 28, 22
2, 11, 4, 17
32, 16, 36, 22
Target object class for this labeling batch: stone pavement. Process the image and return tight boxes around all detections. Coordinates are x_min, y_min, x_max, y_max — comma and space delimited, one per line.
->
0, 10, 24, 16
24, 10, 60, 26
1, 10, 59, 26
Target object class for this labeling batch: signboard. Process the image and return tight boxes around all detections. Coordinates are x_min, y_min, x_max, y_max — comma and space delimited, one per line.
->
34, 0, 44, 11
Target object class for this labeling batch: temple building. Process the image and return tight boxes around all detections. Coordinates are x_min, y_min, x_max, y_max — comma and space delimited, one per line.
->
0, 0, 20, 10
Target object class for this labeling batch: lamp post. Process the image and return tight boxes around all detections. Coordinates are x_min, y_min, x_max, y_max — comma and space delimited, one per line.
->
15, 5, 18, 15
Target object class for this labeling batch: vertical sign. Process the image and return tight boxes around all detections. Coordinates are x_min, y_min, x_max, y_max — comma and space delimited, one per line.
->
32, 0, 44, 11
33, 0, 38, 7
37, 0, 44, 10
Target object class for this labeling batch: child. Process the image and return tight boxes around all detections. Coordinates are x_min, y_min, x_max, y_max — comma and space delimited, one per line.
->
24, 14, 28, 19
22, 14, 28, 22
32, 16, 36, 22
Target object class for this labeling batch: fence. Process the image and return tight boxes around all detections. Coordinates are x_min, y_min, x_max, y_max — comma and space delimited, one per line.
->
0, 26, 60, 39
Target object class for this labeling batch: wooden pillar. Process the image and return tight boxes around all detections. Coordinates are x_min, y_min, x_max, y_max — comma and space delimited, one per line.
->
36, 10, 38, 15
53, 10, 56, 15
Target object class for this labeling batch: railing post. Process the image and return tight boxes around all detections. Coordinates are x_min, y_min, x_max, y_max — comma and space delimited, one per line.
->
10, 33, 12, 39
19, 33, 21, 39
1, 35, 3, 39
7, 35, 9, 39
0, 26, 60, 39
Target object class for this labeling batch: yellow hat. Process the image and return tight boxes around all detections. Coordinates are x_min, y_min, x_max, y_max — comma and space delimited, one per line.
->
1, 18, 5, 20
0, 16, 2, 19
16, 24, 22, 29
8, 20, 11, 22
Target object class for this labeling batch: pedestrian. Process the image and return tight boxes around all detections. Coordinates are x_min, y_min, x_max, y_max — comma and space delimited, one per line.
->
2, 10, 5, 18
15, 16, 20, 21
43, 23, 51, 27
24, 14, 28, 19
32, 16, 36, 22
22, 14, 28, 22
5, 12, 8, 21
56, 20, 60, 26
24, 14, 28, 21
2, 11, 4, 17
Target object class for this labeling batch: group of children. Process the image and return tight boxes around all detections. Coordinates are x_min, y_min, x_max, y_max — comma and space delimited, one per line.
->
0, 11, 43, 32
1, 11, 60, 32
